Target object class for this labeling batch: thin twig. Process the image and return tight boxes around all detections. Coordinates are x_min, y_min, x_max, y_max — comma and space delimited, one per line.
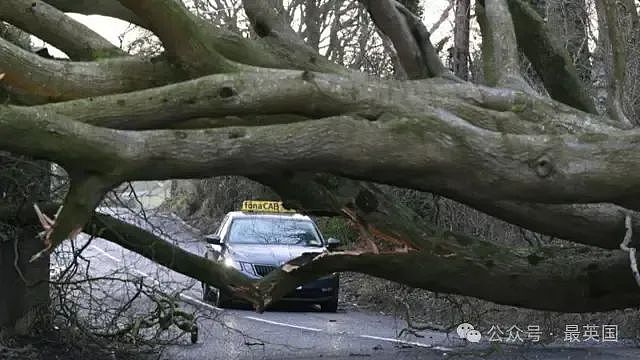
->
619, 214, 640, 287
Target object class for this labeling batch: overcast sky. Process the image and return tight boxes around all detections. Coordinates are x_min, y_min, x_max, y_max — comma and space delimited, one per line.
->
42, 2, 455, 58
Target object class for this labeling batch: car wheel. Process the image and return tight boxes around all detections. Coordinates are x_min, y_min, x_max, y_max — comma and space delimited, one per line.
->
321, 293, 338, 313
215, 288, 233, 308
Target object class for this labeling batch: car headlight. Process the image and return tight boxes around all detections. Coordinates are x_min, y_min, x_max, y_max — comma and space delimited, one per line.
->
223, 258, 254, 274
224, 257, 240, 268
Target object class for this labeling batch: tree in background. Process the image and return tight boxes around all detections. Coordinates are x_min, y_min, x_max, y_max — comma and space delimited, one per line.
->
452, 0, 471, 79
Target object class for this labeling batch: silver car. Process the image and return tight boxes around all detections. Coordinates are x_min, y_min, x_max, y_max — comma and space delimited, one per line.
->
202, 208, 340, 312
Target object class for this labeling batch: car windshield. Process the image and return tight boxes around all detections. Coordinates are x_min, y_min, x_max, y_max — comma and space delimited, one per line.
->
227, 217, 323, 246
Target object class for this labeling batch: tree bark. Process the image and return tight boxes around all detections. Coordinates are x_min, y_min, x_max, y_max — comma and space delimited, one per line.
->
0, 0, 124, 60
0, 155, 49, 334
452, 0, 471, 79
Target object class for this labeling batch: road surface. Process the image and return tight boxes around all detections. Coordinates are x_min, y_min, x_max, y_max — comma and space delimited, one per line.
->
52, 207, 640, 359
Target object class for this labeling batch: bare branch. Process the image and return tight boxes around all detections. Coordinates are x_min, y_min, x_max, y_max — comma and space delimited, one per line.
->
0, 0, 124, 60
619, 214, 640, 287
430, 1, 454, 34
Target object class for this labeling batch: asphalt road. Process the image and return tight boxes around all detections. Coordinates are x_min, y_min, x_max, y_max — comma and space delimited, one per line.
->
52, 207, 640, 360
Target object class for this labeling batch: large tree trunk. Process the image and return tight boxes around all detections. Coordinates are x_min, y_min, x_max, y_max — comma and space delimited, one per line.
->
0, 225, 49, 334
0, 155, 49, 334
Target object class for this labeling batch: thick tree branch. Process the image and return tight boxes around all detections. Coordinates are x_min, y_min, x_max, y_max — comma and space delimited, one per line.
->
454, 198, 640, 250
242, 0, 308, 49
262, 172, 640, 253
126, 117, 640, 209
0, 37, 184, 103
477, 0, 535, 93
30, 175, 116, 261
361, 0, 454, 80
599, 0, 633, 126
36, 69, 620, 135
3, 69, 640, 207
253, 178, 640, 313
6, 69, 637, 252
116, 0, 240, 75
44, 0, 343, 74
394, 3, 458, 80
41, 71, 381, 129
45, 0, 147, 26
1, 66, 636, 254
89, 212, 258, 300
6, 100, 640, 211
241, 0, 348, 74
24, 71, 635, 251
2, 203, 258, 302
255, 178, 640, 313
116, 0, 342, 76
259, 247, 640, 312
0, 0, 124, 60
506, 0, 598, 114
258, 174, 432, 251
0, 105, 130, 172
4, 200, 639, 312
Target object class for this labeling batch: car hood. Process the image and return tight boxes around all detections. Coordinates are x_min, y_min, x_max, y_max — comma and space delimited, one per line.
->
226, 244, 325, 265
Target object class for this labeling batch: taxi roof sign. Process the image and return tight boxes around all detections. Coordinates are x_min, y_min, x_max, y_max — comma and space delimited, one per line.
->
241, 200, 295, 213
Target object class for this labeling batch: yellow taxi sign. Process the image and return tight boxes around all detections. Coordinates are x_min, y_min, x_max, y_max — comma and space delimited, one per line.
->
241, 200, 295, 213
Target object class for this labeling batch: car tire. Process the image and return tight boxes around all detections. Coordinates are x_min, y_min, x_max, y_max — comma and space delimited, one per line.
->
321, 293, 338, 313
215, 288, 233, 308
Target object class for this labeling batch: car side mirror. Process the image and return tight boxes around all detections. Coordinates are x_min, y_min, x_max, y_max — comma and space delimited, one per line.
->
205, 234, 221, 245
327, 237, 340, 250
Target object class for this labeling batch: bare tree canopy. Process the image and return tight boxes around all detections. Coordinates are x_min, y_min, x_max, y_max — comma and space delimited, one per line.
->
2, 0, 640, 315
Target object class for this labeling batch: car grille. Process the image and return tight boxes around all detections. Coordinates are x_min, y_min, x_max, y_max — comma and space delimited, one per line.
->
253, 264, 278, 277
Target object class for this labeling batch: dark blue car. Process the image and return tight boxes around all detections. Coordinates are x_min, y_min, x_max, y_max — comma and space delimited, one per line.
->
202, 201, 340, 312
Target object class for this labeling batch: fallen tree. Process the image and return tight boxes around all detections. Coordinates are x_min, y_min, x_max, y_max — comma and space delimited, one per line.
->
1, 0, 640, 318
